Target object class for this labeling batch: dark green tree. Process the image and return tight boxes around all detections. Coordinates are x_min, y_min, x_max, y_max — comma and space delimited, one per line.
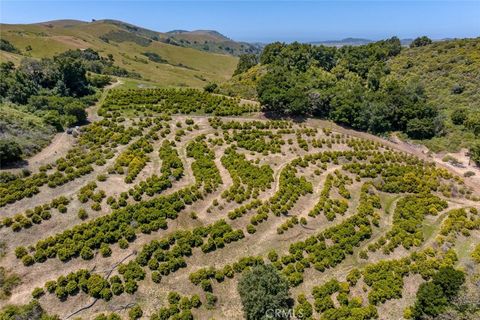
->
432, 266, 465, 299
0, 140, 23, 165
412, 282, 448, 318
237, 264, 291, 320
234, 54, 259, 75
410, 36, 433, 48
470, 143, 480, 166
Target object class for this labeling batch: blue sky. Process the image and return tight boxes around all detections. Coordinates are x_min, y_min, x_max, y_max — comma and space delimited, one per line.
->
1, 1, 479, 42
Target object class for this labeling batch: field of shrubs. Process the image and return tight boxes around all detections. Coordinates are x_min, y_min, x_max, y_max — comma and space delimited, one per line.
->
0, 88, 479, 320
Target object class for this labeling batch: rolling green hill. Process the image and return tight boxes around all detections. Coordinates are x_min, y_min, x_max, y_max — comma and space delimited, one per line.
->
166, 29, 261, 55
0, 19, 240, 87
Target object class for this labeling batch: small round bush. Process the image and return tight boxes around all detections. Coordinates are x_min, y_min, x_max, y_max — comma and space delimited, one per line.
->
57, 204, 67, 213
78, 209, 88, 220
129, 304, 143, 320
32, 287, 45, 299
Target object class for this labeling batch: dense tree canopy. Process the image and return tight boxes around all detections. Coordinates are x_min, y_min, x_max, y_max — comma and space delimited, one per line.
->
255, 38, 439, 139
0, 140, 23, 165
411, 267, 465, 319
237, 264, 291, 320
234, 54, 259, 75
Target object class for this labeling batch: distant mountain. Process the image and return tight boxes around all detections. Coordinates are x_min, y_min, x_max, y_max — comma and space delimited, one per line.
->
310, 38, 373, 47
311, 37, 414, 47
166, 29, 260, 55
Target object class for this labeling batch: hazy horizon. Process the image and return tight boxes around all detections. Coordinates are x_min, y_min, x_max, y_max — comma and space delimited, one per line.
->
1, 1, 479, 43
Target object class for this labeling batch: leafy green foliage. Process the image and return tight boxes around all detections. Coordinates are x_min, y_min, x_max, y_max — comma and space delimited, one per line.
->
234, 53, 259, 76
0, 267, 21, 300
389, 38, 480, 151
237, 264, 291, 320
255, 39, 439, 139
221, 147, 273, 203
0, 39, 20, 54
142, 52, 167, 64
470, 142, 480, 166
410, 36, 433, 48
411, 267, 465, 319
0, 139, 22, 164
0, 300, 59, 320
102, 88, 258, 116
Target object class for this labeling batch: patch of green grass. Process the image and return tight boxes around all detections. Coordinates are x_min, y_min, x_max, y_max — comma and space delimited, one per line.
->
1, 20, 239, 88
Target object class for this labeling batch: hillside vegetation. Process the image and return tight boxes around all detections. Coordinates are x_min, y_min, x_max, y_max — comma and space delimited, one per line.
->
388, 38, 480, 151
218, 37, 480, 154
0, 19, 239, 87
0, 105, 55, 158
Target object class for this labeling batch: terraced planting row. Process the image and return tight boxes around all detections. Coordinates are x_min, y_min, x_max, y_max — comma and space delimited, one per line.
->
0, 89, 478, 320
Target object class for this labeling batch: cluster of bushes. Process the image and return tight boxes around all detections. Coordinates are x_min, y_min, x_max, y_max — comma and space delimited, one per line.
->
40, 262, 145, 302
15, 139, 220, 265
277, 216, 307, 234
437, 207, 479, 243
362, 249, 458, 307
311, 279, 378, 319
0, 139, 23, 164
0, 267, 20, 300
247, 164, 313, 233
208, 117, 292, 131
1, 196, 69, 232
55, 48, 139, 79
186, 136, 222, 193
112, 137, 153, 183
189, 256, 264, 292
472, 243, 480, 264
126, 140, 184, 201
225, 129, 284, 154
136, 220, 244, 282
221, 147, 273, 203
368, 194, 448, 254
0, 119, 139, 207
0, 300, 59, 320
0, 39, 20, 53
101, 88, 257, 116
275, 183, 378, 286
308, 172, 351, 221
227, 199, 262, 220
151, 292, 201, 320
77, 182, 105, 211
343, 158, 454, 194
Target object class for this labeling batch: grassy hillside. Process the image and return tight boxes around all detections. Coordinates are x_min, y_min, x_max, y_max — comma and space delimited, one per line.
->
0, 104, 55, 157
388, 38, 480, 151
217, 64, 265, 99
166, 29, 261, 55
0, 19, 239, 88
